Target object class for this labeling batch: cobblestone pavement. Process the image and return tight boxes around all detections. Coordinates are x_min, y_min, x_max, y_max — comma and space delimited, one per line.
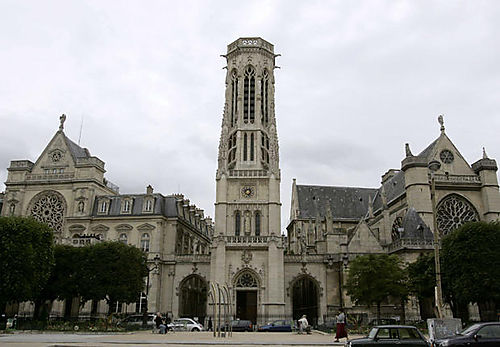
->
0, 330, 356, 347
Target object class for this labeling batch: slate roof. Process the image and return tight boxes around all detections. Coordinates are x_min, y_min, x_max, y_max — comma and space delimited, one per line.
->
63, 134, 90, 159
296, 185, 378, 220
399, 207, 433, 240
91, 194, 176, 217
417, 138, 438, 159
372, 170, 406, 212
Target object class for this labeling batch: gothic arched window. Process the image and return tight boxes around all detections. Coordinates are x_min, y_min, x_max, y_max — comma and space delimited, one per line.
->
255, 211, 261, 236
231, 70, 238, 127
250, 133, 255, 161
436, 194, 479, 235
261, 69, 269, 125
235, 211, 241, 236
243, 133, 248, 161
243, 66, 255, 123
391, 216, 403, 241
29, 191, 66, 234
235, 272, 258, 288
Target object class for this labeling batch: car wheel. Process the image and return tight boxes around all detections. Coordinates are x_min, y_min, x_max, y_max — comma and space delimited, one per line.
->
192, 327, 200, 332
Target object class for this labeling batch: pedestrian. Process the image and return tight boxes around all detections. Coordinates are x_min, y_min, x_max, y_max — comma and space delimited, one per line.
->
159, 316, 167, 334
154, 312, 162, 334
207, 316, 213, 331
335, 310, 348, 342
298, 315, 310, 334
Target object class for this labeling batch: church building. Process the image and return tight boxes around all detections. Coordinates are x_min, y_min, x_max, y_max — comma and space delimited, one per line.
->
2, 37, 499, 325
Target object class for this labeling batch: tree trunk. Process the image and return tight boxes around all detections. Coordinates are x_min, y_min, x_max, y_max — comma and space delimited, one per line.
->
376, 302, 381, 323
478, 300, 496, 321
400, 298, 406, 324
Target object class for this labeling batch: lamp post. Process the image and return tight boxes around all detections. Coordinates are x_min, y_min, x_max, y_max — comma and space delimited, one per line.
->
428, 160, 445, 318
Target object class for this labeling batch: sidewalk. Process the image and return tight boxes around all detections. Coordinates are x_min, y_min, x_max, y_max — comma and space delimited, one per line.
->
0, 330, 359, 347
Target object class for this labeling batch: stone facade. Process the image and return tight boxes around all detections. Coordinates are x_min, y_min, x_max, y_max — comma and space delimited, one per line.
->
2, 37, 499, 325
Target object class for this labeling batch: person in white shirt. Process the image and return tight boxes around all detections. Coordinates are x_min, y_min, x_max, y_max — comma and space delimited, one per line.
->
298, 315, 310, 334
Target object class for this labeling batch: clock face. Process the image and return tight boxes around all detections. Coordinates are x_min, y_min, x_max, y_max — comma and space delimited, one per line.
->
440, 149, 454, 164
241, 186, 254, 198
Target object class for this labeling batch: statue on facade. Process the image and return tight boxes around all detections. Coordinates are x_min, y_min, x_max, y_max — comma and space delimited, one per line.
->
59, 114, 66, 131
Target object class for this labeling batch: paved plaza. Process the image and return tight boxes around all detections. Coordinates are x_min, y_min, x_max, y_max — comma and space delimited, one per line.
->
0, 330, 356, 347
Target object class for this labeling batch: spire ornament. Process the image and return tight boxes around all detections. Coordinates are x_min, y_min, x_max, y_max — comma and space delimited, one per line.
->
438, 114, 445, 134
405, 143, 413, 157
483, 147, 489, 159
59, 114, 67, 131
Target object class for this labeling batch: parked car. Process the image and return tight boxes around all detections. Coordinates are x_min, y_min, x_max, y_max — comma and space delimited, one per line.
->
258, 319, 293, 332
167, 318, 204, 332
117, 314, 155, 328
433, 322, 500, 346
230, 319, 253, 332
347, 325, 429, 347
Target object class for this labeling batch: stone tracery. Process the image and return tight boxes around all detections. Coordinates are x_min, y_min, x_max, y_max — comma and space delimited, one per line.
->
29, 191, 66, 234
436, 194, 479, 235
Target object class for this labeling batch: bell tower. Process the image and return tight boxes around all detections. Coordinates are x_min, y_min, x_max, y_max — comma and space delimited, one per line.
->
211, 37, 284, 323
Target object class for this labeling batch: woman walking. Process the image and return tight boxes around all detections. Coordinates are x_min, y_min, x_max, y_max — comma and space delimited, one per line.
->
334, 310, 348, 342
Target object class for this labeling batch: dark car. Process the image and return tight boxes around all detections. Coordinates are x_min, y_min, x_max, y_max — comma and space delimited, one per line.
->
258, 319, 293, 332
347, 325, 429, 347
433, 322, 500, 346
230, 319, 253, 332
117, 314, 155, 328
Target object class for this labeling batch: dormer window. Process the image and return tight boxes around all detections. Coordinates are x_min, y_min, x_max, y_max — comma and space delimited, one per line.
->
98, 199, 109, 214
121, 198, 133, 214
143, 198, 154, 213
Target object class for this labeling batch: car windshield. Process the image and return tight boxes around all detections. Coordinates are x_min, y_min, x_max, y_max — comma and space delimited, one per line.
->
461, 324, 481, 335
368, 328, 378, 339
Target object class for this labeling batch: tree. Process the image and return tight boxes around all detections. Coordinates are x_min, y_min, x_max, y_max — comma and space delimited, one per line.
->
441, 221, 500, 321
345, 254, 407, 321
80, 241, 149, 313
407, 253, 436, 319
0, 216, 54, 313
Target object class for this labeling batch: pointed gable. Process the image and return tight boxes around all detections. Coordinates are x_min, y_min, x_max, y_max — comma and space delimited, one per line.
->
30, 130, 78, 175
347, 220, 384, 253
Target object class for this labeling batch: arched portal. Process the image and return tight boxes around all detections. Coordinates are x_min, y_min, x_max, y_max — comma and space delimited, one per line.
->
179, 275, 207, 324
292, 276, 319, 326
234, 270, 259, 325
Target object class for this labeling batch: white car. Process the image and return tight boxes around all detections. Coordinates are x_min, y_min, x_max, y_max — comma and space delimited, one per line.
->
168, 318, 204, 332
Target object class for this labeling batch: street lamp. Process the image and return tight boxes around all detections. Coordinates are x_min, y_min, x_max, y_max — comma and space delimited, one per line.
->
428, 160, 445, 318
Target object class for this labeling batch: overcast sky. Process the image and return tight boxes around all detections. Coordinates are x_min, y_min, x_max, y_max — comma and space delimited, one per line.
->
1, 0, 500, 231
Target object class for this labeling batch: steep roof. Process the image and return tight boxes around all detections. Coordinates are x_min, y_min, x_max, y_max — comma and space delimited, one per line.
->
399, 207, 433, 240
63, 134, 90, 160
296, 185, 378, 220
372, 170, 406, 212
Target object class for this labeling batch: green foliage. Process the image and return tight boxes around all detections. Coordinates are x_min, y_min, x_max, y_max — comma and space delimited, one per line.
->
407, 253, 435, 300
80, 241, 149, 305
345, 254, 407, 318
441, 221, 500, 317
0, 216, 54, 306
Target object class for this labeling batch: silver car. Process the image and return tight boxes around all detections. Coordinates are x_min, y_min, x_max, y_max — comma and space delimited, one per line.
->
168, 318, 204, 332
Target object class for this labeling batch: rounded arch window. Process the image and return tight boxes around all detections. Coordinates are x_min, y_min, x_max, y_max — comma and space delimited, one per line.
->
391, 216, 403, 241
140, 233, 150, 252
436, 194, 479, 235
119, 233, 128, 244
235, 271, 258, 288
29, 191, 66, 234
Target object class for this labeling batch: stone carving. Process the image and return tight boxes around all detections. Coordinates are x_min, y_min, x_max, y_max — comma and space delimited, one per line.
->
59, 114, 66, 131
244, 210, 251, 235
405, 143, 413, 157
438, 114, 445, 133
29, 191, 66, 234
235, 272, 257, 288
241, 249, 252, 264
436, 194, 479, 235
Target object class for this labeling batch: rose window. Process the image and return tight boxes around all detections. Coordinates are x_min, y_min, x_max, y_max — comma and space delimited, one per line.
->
29, 191, 66, 234
235, 272, 257, 287
436, 194, 478, 235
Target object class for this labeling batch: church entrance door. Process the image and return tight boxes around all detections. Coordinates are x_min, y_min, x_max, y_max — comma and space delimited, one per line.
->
236, 290, 257, 324
292, 276, 318, 326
